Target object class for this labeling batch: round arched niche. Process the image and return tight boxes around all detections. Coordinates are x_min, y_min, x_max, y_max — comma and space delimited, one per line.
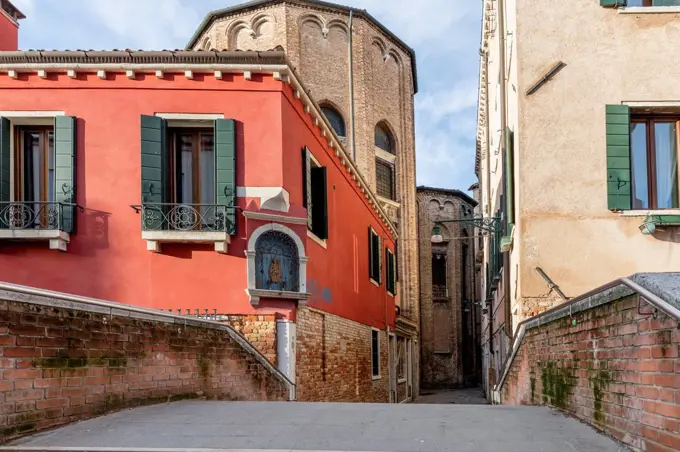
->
255, 231, 300, 292
245, 223, 309, 306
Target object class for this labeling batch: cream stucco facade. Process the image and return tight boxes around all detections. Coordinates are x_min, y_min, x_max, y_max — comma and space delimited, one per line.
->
477, 0, 680, 392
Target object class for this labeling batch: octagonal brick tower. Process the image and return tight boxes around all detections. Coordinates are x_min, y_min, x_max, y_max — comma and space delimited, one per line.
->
187, 0, 419, 322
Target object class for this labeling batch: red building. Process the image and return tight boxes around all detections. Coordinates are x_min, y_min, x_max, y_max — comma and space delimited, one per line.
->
0, 2, 400, 402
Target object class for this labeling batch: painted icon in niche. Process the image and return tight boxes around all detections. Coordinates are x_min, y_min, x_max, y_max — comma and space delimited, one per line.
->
255, 231, 300, 292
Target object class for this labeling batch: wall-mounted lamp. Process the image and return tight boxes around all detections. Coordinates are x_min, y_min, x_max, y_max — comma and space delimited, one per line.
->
431, 225, 443, 244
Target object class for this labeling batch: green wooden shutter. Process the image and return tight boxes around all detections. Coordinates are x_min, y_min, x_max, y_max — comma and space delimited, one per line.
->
0, 117, 9, 229
368, 227, 374, 280
601, 0, 626, 6
311, 167, 328, 239
54, 116, 77, 233
303, 148, 312, 229
140, 115, 167, 230
215, 119, 237, 235
606, 105, 632, 211
505, 127, 515, 226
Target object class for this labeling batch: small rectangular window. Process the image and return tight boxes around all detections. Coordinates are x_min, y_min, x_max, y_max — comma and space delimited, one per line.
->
630, 115, 679, 209
368, 227, 381, 283
371, 329, 380, 378
302, 148, 328, 240
375, 158, 395, 200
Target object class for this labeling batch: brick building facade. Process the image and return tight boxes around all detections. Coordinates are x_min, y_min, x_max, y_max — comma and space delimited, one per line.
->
417, 187, 481, 388
186, 0, 420, 397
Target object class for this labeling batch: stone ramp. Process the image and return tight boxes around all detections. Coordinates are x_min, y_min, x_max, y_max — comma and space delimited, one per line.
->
2, 401, 627, 452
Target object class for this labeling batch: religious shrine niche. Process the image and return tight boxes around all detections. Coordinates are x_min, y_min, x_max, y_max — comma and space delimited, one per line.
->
255, 231, 300, 292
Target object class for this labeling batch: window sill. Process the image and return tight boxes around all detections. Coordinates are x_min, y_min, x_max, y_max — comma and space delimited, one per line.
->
142, 231, 231, 254
398, 378, 407, 384
307, 230, 327, 249
245, 288, 311, 306
0, 229, 70, 251
620, 209, 680, 217
370, 278, 380, 287
375, 147, 396, 163
372, 374, 382, 381
387, 290, 395, 298
619, 6, 680, 13
376, 195, 400, 208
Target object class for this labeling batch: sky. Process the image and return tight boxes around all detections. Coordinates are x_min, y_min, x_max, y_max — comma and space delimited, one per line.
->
11, 0, 481, 192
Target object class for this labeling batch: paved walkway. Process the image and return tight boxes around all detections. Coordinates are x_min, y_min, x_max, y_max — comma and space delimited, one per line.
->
415, 387, 488, 405
3, 401, 626, 452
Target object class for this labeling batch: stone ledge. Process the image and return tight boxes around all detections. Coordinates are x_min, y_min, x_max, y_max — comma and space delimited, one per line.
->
0, 229, 70, 251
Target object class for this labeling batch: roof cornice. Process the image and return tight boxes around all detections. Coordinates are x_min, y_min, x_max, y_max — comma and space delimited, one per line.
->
185, 0, 418, 93
0, 51, 398, 238
416, 186, 478, 207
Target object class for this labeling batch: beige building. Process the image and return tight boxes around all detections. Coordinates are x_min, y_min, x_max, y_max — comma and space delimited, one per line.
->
477, 0, 680, 392
187, 0, 420, 398
417, 187, 480, 389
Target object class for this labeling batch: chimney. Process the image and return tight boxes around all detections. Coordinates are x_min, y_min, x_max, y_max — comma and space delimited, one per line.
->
0, 0, 25, 51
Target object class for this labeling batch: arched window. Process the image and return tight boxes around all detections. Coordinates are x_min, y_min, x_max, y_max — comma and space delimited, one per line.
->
201, 37, 212, 51
255, 231, 300, 292
375, 123, 395, 154
321, 106, 346, 138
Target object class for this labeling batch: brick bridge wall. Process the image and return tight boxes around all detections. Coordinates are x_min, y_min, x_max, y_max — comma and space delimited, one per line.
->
500, 293, 680, 452
0, 291, 290, 443
221, 315, 277, 365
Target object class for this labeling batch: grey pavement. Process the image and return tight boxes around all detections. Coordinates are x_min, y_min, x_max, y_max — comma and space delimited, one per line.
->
415, 387, 488, 405
3, 400, 627, 452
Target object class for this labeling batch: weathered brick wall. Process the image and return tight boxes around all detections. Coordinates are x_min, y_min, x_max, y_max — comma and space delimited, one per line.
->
501, 294, 680, 452
0, 297, 290, 442
296, 306, 389, 402
221, 315, 277, 364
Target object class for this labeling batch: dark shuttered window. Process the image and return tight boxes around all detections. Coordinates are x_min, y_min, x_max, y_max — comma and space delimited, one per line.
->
371, 329, 380, 378
369, 227, 381, 283
302, 147, 328, 240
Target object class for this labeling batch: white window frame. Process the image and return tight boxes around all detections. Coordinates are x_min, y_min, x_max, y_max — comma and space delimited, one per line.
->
306, 150, 328, 248
369, 226, 381, 286
386, 247, 396, 297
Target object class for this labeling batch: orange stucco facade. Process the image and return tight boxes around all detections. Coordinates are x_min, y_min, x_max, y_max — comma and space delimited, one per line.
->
0, 71, 396, 331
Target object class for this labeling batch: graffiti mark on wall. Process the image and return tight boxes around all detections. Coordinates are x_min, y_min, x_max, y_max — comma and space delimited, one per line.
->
308, 279, 333, 304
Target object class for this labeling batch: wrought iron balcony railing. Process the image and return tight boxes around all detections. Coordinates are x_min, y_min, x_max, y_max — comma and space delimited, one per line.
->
0, 202, 79, 232
131, 203, 236, 235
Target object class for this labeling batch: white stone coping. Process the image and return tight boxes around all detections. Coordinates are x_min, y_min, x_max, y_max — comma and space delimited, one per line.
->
0, 281, 295, 397
619, 6, 680, 13
620, 209, 680, 217
246, 288, 312, 306
0, 229, 70, 251
141, 231, 230, 254
492, 273, 680, 404
376, 195, 400, 209
242, 210, 307, 225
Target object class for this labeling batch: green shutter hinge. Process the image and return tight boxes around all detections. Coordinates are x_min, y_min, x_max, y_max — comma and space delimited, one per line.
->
639, 214, 680, 235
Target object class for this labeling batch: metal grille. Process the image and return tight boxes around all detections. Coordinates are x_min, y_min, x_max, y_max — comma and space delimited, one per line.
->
376, 159, 395, 200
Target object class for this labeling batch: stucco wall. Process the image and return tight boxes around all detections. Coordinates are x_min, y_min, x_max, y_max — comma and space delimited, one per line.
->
0, 10, 18, 51
513, 0, 680, 309
0, 71, 395, 331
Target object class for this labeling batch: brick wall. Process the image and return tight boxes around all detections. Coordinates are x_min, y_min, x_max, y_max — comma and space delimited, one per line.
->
0, 294, 290, 443
501, 294, 680, 452
221, 315, 277, 365
417, 188, 478, 388
296, 306, 389, 402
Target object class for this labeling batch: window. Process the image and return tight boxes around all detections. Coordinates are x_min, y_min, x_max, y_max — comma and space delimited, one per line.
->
630, 116, 679, 209
301, 147, 328, 240
627, 0, 680, 6
139, 116, 237, 235
375, 124, 395, 154
386, 247, 396, 296
368, 227, 381, 283
320, 106, 346, 138
170, 129, 215, 208
255, 230, 300, 292
0, 116, 77, 235
396, 337, 406, 382
432, 252, 447, 299
371, 329, 380, 378
375, 158, 395, 200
